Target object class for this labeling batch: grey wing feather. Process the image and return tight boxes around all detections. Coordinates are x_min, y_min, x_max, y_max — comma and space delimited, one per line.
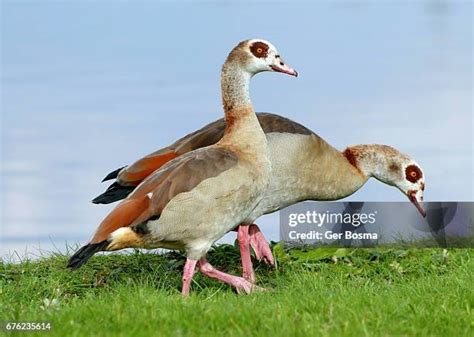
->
131, 147, 239, 216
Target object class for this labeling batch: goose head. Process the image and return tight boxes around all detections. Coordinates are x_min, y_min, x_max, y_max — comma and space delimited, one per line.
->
397, 161, 426, 217
382, 159, 426, 217
226, 39, 298, 77
345, 145, 426, 217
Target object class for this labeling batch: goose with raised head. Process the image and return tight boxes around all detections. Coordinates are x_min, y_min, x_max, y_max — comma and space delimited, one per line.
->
93, 113, 426, 282
68, 39, 298, 295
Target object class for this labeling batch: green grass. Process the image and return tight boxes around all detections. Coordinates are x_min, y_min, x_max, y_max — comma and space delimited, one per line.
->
1, 245, 473, 337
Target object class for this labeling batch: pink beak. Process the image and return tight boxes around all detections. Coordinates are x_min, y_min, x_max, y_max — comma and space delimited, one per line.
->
408, 191, 426, 218
270, 63, 298, 77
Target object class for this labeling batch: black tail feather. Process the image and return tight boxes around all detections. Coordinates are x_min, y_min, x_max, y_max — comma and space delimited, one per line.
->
101, 166, 126, 182
67, 240, 110, 269
91, 182, 135, 204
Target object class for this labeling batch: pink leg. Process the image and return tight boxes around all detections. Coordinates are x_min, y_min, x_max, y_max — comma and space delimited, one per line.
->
198, 258, 261, 294
237, 225, 255, 283
181, 258, 197, 296
249, 224, 274, 265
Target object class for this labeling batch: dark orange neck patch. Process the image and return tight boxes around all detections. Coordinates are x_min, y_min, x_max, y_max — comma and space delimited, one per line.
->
250, 41, 269, 58
405, 164, 422, 183
343, 148, 359, 170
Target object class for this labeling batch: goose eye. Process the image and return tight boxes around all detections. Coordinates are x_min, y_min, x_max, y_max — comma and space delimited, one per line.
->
405, 164, 422, 183
250, 42, 269, 58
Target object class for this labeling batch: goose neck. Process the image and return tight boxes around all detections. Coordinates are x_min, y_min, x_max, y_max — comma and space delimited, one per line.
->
220, 63, 254, 128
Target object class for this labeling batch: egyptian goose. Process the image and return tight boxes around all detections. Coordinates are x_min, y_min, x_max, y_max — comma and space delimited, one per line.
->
93, 113, 426, 282
68, 39, 298, 295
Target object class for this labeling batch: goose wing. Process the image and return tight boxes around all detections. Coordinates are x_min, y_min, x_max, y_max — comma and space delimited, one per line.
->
93, 113, 313, 204
90, 147, 238, 243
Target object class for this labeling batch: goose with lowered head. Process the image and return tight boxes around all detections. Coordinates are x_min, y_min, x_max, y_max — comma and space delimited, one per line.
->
93, 113, 427, 282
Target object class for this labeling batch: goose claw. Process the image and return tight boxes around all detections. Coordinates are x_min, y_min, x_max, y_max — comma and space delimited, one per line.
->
249, 224, 274, 265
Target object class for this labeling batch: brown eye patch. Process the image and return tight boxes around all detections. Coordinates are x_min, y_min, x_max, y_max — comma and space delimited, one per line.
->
250, 42, 269, 58
405, 164, 423, 183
